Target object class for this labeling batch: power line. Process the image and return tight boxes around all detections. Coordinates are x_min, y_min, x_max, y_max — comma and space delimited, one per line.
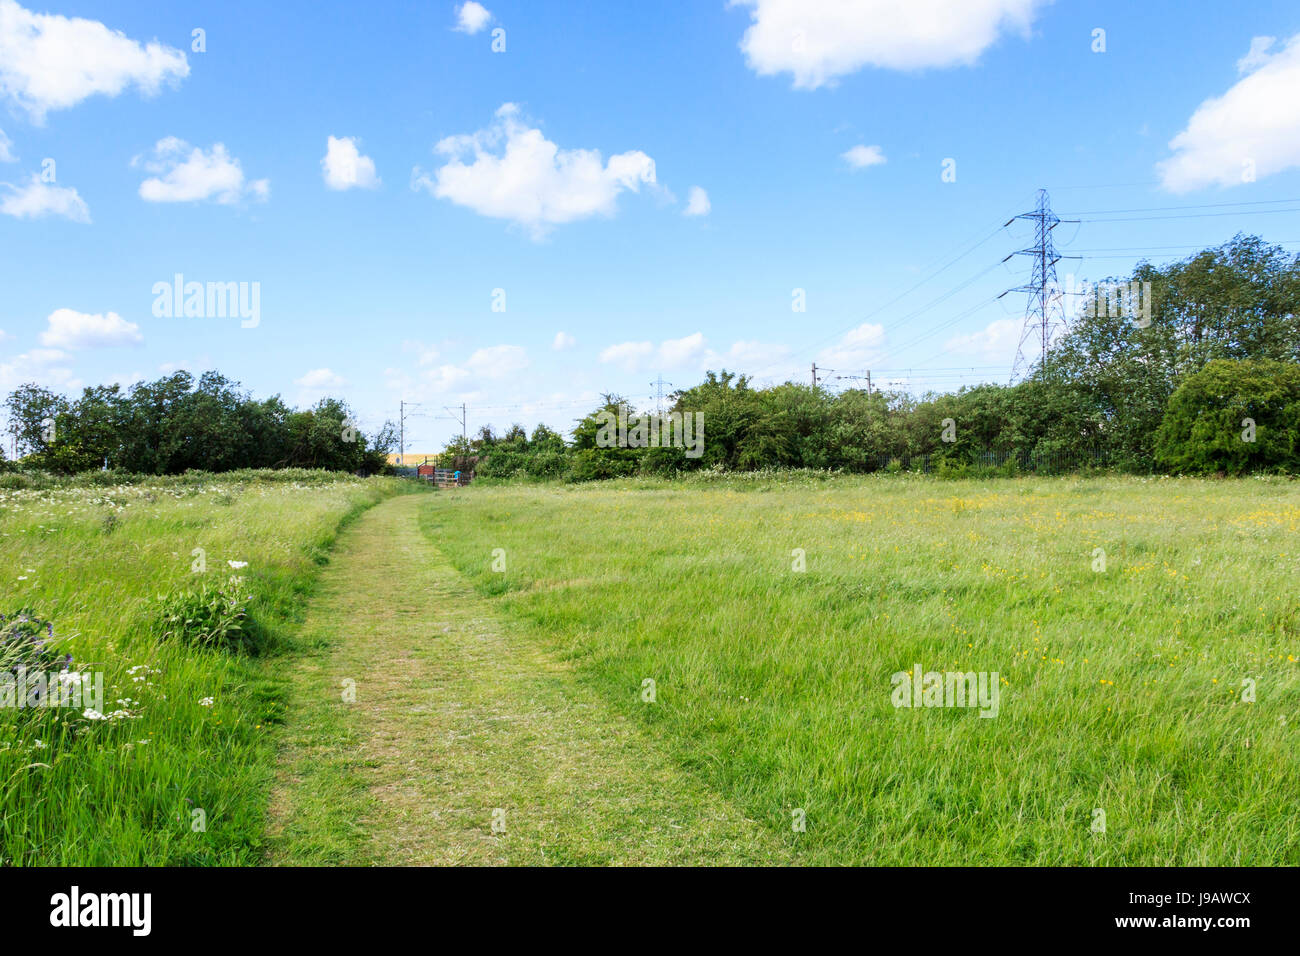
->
1070, 240, 1300, 253
749, 217, 1011, 377
1064, 197, 1300, 216
1077, 207, 1300, 223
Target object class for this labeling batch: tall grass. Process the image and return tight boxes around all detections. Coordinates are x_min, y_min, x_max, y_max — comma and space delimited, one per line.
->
0, 470, 411, 865
424, 474, 1300, 865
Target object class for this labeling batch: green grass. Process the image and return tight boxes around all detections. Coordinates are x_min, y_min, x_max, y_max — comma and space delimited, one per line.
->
268, 495, 786, 866
423, 473, 1300, 865
0, 470, 411, 865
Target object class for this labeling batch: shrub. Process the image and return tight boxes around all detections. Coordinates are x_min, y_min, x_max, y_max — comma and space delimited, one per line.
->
155, 575, 257, 652
1154, 359, 1300, 475
0, 609, 67, 675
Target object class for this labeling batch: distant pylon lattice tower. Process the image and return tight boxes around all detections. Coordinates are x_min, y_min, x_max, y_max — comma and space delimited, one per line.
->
1002, 189, 1076, 383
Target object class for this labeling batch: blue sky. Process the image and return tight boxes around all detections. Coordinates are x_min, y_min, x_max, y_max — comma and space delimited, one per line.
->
3, 0, 1300, 451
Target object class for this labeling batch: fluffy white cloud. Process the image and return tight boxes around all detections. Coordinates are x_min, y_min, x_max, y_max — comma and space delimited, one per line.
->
413, 103, 659, 238
0, 347, 77, 393
294, 368, 347, 389
136, 138, 269, 204
1158, 34, 1300, 192
684, 185, 711, 216
0, 0, 188, 122
0, 173, 89, 221
39, 308, 142, 349
553, 331, 576, 350
453, 2, 492, 34
733, 0, 1042, 89
842, 144, 886, 169
0, 128, 13, 162
294, 367, 347, 405
711, 339, 791, 370
410, 344, 530, 394
818, 322, 885, 369
942, 317, 1021, 363
1237, 36, 1276, 74
321, 135, 380, 190
600, 334, 707, 371
599, 340, 654, 371
659, 332, 707, 366
464, 344, 528, 377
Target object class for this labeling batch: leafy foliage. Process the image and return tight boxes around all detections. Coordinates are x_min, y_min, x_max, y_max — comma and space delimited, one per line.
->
5, 371, 396, 476
0, 609, 67, 675
155, 575, 257, 653
1155, 359, 1300, 474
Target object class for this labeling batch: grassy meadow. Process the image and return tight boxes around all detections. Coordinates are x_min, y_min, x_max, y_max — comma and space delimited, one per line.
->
3, 467, 1296, 866
0, 471, 409, 865
425, 473, 1300, 865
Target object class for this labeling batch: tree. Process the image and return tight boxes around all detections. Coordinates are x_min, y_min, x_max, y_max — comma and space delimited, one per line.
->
4, 384, 66, 460
1154, 359, 1300, 474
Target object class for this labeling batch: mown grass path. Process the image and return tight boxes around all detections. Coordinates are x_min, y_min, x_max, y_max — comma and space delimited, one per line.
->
266, 493, 784, 865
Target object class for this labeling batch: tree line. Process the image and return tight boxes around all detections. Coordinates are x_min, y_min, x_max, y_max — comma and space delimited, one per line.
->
6, 235, 1298, 480
3, 371, 395, 475
471, 234, 1300, 480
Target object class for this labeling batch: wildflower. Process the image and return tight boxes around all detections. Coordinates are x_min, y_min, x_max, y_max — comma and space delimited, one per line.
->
83, 708, 106, 720
227, 560, 248, 570
199, 697, 214, 707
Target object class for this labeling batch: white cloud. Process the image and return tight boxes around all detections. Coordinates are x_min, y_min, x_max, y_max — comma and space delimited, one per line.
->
453, 2, 492, 34
39, 308, 142, 349
421, 364, 473, 393
136, 138, 269, 204
683, 185, 711, 216
321, 135, 380, 190
659, 332, 707, 366
0, 128, 13, 162
108, 370, 144, 389
553, 331, 576, 350
0, 347, 77, 394
942, 317, 1021, 363
600, 334, 708, 372
733, 0, 1043, 89
599, 340, 655, 371
400, 340, 441, 366
0, 173, 89, 221
412, 103, 659, 238
1158, 34, 1300, 192
409, 344, 530, 395
817, 322, 885, 369
711, 339, 791, 370
842, 144, 886, 169
1237, 36, 1276, 74
294, 368, 347, 389
0, 0, 188, 122
464, 344, 528, 377
293, 367, 348, 406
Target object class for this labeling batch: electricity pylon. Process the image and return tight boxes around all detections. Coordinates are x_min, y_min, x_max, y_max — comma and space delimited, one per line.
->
1000, 189, 1078, 383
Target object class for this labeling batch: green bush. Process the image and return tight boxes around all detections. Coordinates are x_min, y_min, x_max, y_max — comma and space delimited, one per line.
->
1154, 359, 1300, 475
564, 448, 637, 482
1, 609, 67, 676
155, 575, 257, 653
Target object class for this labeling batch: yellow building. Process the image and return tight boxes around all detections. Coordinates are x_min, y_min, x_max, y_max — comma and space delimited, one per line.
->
386, 452, 441, 466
